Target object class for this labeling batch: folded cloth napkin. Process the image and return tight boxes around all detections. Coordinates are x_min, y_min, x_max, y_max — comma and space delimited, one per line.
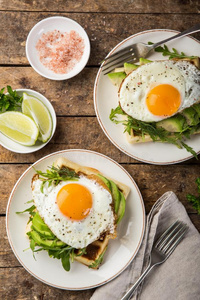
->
90, 191, 200, 300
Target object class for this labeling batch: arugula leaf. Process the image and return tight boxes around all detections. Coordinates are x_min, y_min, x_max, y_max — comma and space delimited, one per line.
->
89, 247, 107, 269
0, 85, 23, 113
187, 178, 200, 214
154, 44, 197, 60
16, 205, 36, 215
109, 106, 197, 157
34, 165, 79, 192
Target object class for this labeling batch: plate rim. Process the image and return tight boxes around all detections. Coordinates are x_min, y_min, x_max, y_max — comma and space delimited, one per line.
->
94, 29, 200, 165
6, 149, 146, 290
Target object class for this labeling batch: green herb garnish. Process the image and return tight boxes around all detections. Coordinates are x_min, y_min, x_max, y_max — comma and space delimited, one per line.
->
109, 106, 197, 158
89, 247, 107, 269
187, 177, 200, 214
147, 42, 197, 60
0, 85, 23, 112
34, 165, 79, 192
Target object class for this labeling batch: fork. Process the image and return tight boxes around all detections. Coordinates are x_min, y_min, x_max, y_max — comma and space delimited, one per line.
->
102, 23, 200, 74
121, 220, 188, 300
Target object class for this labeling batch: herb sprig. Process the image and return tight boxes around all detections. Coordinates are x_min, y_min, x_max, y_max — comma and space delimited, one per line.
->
0, 85, 23, 112
109, 106, 198, 158
187, 178, 200, 214
147, 42, 198, 60
34, 165, 79, 192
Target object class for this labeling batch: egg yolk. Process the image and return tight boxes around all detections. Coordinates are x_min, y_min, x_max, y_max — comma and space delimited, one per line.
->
146, 84, 181, 116
56, 183, 92, 221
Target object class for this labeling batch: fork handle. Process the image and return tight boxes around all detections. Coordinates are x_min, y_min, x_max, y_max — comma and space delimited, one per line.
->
121, 263, 155, 300
151, 23, 200, 49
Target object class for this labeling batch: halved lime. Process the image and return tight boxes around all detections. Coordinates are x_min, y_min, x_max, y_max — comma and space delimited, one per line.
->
22, 93, 53, 143
0, 111, 39, 146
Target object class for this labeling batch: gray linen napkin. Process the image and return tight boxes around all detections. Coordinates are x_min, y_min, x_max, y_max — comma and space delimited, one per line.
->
91, 191, 200, 300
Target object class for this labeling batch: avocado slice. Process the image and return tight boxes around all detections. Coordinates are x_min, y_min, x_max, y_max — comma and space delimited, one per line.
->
110, 180, 121, 213
116, 192, 126, 224
124, 62, 138, 74
192, 103, 200, 117
97, 174, 112, 190
156, 114, 187, 132
107, 72, 126, 87
32, 213, 55, 238
139, 58, 152, 65
181, 107, 199, 126
30, 230, 66, 248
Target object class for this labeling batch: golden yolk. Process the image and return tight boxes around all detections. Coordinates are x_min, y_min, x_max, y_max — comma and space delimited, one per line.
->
146, 84, 181, 116
56, 183, 92, 221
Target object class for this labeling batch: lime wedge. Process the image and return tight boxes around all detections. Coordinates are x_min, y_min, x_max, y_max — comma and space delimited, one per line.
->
22, 93, 53, 143
0, 111, 39, 146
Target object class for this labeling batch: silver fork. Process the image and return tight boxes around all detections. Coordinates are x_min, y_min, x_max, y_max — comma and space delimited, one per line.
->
121, 220, 188, 300
102, 23, 200, 74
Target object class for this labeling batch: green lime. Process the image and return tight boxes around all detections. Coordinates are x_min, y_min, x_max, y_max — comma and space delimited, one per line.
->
22, 93, 53, 143
0, 111, 39, 146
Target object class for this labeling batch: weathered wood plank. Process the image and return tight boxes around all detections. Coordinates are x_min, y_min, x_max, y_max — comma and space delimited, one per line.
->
0, 0, 199, 13
0, 116, 199, 164
1, 162, 200, 214
0, 266, 94, 300
0, 67, 96, 116
0, 12, 199, 65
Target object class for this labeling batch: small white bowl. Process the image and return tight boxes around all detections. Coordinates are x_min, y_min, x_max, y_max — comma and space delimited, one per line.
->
0, 89, 56, 153
26, 16, 90, 80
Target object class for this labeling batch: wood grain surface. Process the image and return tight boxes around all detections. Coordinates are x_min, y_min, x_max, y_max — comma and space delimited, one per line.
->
0, 1, 200, 299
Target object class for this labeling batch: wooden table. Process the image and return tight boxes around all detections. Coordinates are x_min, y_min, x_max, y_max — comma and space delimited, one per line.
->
0, 1, 200, 299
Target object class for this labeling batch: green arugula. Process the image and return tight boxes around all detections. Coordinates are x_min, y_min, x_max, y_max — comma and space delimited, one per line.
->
147, 42, 197, 60
34, 165, 79, 192
0, 85, 23, 112
109, 106, 198, 158
89, 247, 107, 269
187, 178, 200, 214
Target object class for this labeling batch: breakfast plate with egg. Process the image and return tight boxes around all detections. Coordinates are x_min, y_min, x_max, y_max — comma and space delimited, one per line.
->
94, 29, 200, 164
6, 149, 145, 290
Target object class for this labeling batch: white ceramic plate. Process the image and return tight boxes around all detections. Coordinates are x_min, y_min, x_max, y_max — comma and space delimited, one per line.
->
6, 149, 145, 290
0, 89, 56, 153
94, 29, 200, 165
26, 16, 90, 80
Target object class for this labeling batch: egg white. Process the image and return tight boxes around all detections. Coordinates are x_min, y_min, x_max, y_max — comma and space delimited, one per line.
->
32, 175, 115, 249
119, 60, 200, 122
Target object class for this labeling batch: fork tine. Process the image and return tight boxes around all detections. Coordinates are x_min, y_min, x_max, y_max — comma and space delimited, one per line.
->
154, 220, 180, 248
165, 226, 188, 257
102, 46, 134, 63
102, 53, 137, 73
102, 49, 134, 67
158, 221, 183, 250
103, 57, 136, 75
162, 224, 188, 254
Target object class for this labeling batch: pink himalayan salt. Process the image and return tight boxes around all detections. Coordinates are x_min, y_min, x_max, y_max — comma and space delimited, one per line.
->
36, 29, 85, 74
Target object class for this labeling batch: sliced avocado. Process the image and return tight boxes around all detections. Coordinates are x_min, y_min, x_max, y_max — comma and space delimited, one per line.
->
114, 67, 125, 73
30, 230, 66, 248
156, 114, 187, 132
116, 192, 126, 224
97, 174, 112, 190
139, 58, 152, 65
124, 62, 138, 74
107, 72, 126, 87
181, 107, 199, 126
110, 180, 121, 213
32, 213, 55, 238
192, 103, 200, 117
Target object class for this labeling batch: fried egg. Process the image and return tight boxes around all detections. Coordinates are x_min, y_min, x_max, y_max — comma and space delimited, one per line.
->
119, 60, 200, 122
32, 175, 115, 248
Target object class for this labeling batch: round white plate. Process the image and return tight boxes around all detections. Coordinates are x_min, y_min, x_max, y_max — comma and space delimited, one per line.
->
26, 16, 90, 80
94, 29, 200, 165
6, 149, 145, 290
0, 89, 56, 153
